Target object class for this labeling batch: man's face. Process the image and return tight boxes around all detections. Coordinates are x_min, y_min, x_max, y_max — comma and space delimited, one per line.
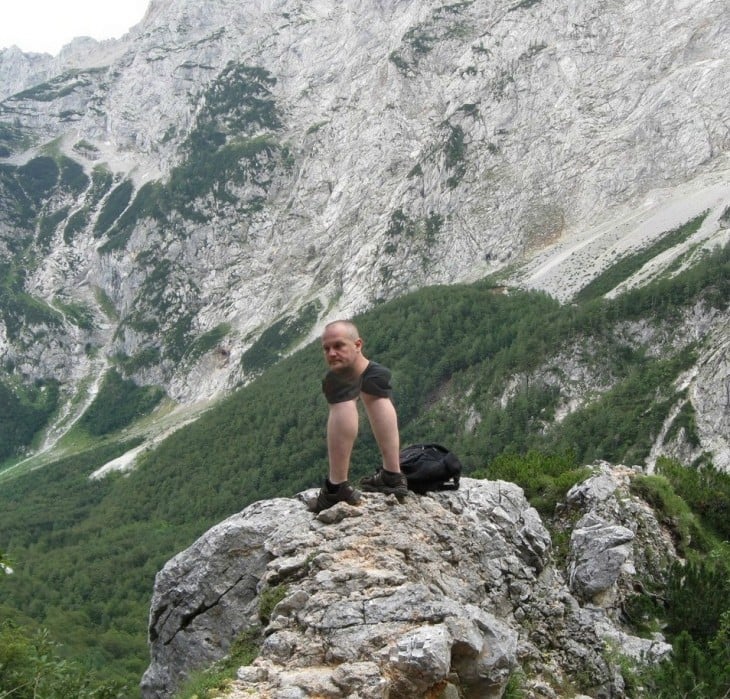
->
321, 324, 361, 372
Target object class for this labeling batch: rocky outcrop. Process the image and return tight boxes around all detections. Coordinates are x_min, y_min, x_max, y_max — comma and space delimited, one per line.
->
142, 470, 674, 699
561, 465, 676, 611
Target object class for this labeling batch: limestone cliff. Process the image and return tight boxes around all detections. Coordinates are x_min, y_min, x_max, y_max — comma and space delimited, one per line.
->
142, 468, 674, 699
0, 0, 728, 468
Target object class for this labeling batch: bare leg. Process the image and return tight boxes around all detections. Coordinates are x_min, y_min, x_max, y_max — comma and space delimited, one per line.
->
327, 399, 359, 483
361, 393, 401, 472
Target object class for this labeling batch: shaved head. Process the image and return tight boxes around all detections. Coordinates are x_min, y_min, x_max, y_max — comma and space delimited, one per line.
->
323, 319, 359, 341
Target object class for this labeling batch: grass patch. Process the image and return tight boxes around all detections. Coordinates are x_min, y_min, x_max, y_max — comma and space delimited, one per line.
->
173, 631, 259, 699
258, 585, 288, 625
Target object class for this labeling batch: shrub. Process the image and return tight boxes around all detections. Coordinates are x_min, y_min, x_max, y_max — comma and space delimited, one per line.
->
37, 206, 70, 249
473, 450, 590, 516
88, 165, 114, 205
258, 584, 288, 625
54, 299, 94, 330
656, 456, 730, 540
664, 554, 730, 643
639, 611, 730, 697
183, 323, 231, 364
0, 622, 125, 699
444, 123, 466, 188
117, 346, 162, 373
63, 209, 89, 243
629, 474, 710, 555
18, 157, 58, 200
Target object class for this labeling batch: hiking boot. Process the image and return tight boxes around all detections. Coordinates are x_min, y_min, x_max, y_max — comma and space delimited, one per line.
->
310, 480, 362, 513
359, 468, 409, 498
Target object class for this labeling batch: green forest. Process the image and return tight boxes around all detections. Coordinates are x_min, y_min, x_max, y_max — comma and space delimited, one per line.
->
0, 240, 728, 697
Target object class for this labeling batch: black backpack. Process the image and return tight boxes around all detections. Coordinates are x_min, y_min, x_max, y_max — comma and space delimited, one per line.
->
399, 443, 463, 494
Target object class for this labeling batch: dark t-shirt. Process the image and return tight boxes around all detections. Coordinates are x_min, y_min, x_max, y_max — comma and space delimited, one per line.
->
322, 361, 393, 404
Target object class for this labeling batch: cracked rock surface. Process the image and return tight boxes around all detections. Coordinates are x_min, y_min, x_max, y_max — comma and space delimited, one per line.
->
142, 472, 674, 699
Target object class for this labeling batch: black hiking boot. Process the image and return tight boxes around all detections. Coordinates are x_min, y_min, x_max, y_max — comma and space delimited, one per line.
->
310, 480, 362, 513
359, 468, 409, 498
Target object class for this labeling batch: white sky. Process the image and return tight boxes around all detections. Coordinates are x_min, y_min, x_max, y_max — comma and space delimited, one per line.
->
0, 1, 151, 56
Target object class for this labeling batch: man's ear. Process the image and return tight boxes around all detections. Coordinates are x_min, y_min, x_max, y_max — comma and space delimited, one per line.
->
354, 338, 364, 351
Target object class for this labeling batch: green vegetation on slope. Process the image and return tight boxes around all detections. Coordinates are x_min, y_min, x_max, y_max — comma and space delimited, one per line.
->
574, 211, 709, 302
0, 621, 124, 699
0, 379, 59, 462
0, 157, 59, 231
241, 300, 322, 374
0, 241, 727, 694
626, 457, 730, 698
0, 440, 153, 692
76, 369, 166, 437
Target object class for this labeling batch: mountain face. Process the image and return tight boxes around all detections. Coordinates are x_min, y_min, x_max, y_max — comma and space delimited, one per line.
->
0, 0, 728, 463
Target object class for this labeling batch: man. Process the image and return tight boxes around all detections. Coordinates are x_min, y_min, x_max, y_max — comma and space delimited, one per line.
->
311, 319, 408, 512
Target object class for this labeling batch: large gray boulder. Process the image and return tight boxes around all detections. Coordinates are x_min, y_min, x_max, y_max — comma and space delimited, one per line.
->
569, 513, 635, 603
564, 464, 677, 617
142, 473, 674, 699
